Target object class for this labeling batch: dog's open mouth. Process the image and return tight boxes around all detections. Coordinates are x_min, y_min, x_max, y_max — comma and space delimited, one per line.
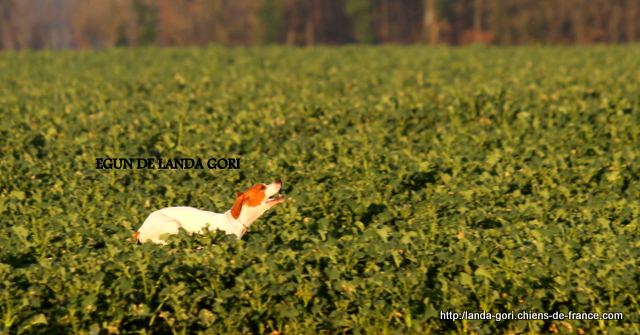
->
266, 194, 286, 204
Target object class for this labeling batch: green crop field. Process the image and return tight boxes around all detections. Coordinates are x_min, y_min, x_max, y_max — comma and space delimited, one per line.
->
1, 45, 640, 335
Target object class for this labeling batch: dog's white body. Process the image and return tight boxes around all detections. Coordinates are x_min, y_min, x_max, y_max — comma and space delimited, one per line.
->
136, 180, 285, 244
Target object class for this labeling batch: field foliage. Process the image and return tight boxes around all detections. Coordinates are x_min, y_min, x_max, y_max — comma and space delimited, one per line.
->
1, 45, 640, 334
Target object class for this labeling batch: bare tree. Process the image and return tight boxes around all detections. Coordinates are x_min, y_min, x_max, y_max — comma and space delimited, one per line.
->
422, 0, 438, 44
0, 0, 15, 50
72, 0, 136, 48
473, 0, 483, 43
2, 0, 640, 50
626, 0, 638, 42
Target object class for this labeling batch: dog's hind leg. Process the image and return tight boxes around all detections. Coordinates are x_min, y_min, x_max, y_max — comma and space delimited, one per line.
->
137, 213, 183, 244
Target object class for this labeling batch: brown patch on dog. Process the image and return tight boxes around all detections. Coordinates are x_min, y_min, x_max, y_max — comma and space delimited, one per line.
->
134, 231, 140, 240
243, 184, 267, 207
230, 191, 245, 219
230, 184, 267, 219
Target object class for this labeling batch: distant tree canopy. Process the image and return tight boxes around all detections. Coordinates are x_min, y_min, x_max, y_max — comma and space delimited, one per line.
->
0, 0, 639, 50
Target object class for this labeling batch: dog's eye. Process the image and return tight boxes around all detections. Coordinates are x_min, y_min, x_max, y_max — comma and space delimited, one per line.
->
260, 185, 266, 190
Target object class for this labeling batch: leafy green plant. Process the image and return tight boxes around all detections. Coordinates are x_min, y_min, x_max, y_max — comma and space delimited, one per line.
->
0, 45, 639, 334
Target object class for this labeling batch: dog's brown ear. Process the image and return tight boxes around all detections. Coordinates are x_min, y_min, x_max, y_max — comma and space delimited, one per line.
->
230, 192, 244, 219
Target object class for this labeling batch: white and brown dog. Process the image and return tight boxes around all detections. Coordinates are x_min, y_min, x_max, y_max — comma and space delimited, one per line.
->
135, 180, 285, 244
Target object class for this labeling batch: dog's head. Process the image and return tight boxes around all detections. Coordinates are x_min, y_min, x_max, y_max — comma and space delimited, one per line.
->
230, 179, 285, 220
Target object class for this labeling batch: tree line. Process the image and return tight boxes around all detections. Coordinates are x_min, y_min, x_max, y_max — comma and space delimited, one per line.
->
0, 0, 638, 50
